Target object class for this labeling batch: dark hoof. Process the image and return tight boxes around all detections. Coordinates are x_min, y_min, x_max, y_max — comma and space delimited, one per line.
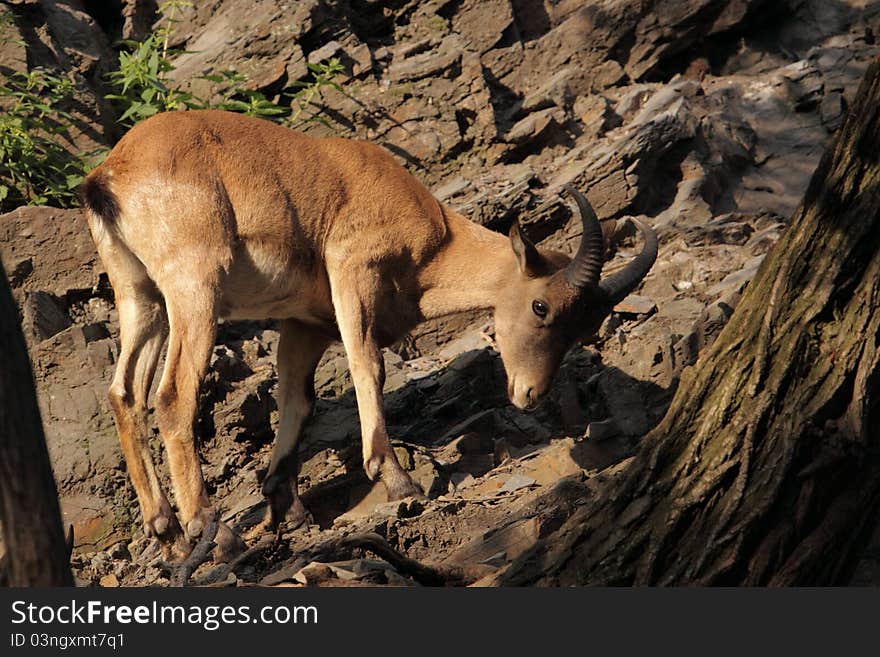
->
244, 481, 314, 543
283, 495, 313, 530
263, 476, 312, 530
384, 471, 424, 502
212, 522, 247, 563
365, 453, 424, 501
144, 513, 190, 562
185, 508, 246, 564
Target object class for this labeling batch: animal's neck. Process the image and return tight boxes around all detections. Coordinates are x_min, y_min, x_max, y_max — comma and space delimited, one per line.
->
418, 208, 515, 320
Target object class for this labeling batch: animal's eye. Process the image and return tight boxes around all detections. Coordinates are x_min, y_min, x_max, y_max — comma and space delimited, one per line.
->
532, 299, 548, 319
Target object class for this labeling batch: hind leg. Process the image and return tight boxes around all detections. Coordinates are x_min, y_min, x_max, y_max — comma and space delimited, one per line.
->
259, 319, 331, 531
100, 248, 189, 561
154, 274, 244, 562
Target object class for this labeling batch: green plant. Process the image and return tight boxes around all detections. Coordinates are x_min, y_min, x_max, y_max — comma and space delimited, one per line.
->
206, 58, 346, 126
0, 1, 349, 212
201, 70, 290, 119
0, 69, 88, 210
105, 0, 196, 125
288, 58, 346, 128
0, 8, 20, 47
104, 1, 345, 128
104, 34, 194, 124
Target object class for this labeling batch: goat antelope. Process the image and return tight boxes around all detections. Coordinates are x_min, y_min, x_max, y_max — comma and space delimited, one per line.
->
80, 110, 657, 560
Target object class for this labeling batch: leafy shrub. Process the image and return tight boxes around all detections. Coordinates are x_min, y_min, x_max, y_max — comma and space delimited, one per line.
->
0, 0, 347, 211
0, 10, 88, 210
199, 70, 292, 120
107, 42, 346, 128
105, 1, 346, 127
104, 32, 194, 125
289, 58, 345, 128
0, 69, 89, 210
104, 1, 195, 125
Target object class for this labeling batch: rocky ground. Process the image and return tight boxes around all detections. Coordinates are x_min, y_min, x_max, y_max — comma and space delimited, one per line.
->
1, 0, 880, 586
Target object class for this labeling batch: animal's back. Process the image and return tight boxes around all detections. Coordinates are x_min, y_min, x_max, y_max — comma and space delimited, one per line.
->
82, 110, 448, 326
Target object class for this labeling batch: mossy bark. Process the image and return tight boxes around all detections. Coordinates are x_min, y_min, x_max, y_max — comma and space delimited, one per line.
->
0, 263, 72, 586
500, 59, 880, 586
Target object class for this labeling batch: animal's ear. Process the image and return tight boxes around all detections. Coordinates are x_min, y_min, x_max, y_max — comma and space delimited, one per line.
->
509, 222, 541, 276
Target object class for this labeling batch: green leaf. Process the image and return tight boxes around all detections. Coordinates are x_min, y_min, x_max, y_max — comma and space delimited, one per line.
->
118, 102, 144, 122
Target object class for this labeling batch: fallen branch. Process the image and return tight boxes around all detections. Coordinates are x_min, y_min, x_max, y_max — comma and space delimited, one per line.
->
172, 514, 219, 587
329, 532, 463, 586
197, 534, 276, 586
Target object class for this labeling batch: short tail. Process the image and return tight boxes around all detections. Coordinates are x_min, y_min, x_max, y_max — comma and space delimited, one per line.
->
79, 170, 120, 225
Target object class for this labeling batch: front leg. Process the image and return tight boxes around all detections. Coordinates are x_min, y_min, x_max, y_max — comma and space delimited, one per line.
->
259, 319, 331, 530
330, 275, 422, 501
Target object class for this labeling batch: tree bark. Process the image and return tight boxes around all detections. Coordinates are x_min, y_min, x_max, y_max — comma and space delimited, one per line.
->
499, 58, 880, 586
0, 262, 72, 586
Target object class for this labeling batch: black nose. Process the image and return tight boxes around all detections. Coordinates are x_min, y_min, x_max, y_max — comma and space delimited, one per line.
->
524, 387, 538, 411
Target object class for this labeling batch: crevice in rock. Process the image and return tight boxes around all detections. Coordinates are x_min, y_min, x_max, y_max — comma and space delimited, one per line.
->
495, 20, 522, 50
81, 0, 125, 42
510, 0, 551, 42
607, 24, 637, 71
631, 140, 692, 217
481, 65, 522, 137
349, 0, 409, 47
436, 0, 465, 21
644, 0, 792, 80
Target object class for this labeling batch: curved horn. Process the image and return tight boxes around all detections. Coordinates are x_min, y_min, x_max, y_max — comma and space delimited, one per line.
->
598, 218, 658, 304
562, 184, 605, 288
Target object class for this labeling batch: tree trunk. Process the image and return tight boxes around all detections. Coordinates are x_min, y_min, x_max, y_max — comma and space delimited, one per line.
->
0, 262, 72, 586
499, 59, 880, 586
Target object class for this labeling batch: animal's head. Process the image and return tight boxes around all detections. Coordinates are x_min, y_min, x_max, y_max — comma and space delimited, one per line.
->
493, 185, 658, 411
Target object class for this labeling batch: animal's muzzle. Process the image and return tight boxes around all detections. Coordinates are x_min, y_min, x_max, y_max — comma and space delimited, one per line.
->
509, 377, 542, 412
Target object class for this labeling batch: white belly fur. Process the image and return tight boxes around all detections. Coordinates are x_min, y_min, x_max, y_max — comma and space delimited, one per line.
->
218, 242, 334, 326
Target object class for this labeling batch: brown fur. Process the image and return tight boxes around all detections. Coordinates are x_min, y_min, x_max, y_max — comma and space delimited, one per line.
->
81, 110, 610, 560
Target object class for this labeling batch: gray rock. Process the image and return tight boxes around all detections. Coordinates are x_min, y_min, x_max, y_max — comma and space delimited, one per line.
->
614, 85, 656, 120
86, 338, 116, 370
308, 40, 343, 64
614, 294, 657, 317
707, 256, 765, 296
498, 474, 536, 494
820, 91, 845, 131
212, 372, 277, 444
449, 0, 513, 54
0, 208, 104, 307
521, 68, 576, 113
449, 431, 494, 455
438, 409, 497, 444
505, 107, 565, 145
672, 330, 701, 373
393, 445, 414, 471
450, 472, 476, 490
387, 40, 461, 82
412, 462, 444, 498
600, 313, 623, 340
574, 94, 619, 138
433, 177, 472, 202
23, 291, 72, 342
698, 299, 736, 347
